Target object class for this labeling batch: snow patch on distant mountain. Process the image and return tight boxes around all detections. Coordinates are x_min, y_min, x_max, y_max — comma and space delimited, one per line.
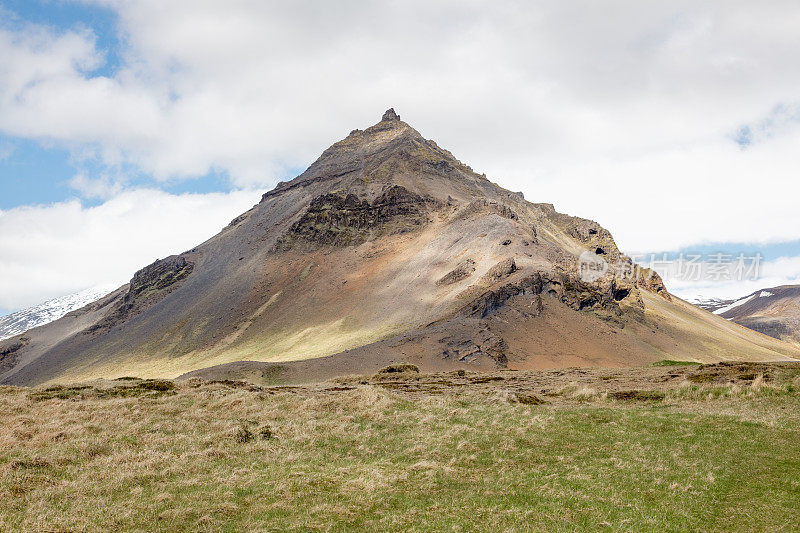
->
690, 296, 736, 313
0, 286, 116, 341
712, 295, 756, 316
692, 291, 769, 316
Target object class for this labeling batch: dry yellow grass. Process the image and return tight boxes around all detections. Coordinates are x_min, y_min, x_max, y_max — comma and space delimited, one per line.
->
1, 369, 799, 531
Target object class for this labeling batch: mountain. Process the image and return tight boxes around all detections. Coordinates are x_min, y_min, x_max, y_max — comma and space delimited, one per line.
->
694, 286, 800, 344
2, 109, 799, 386
0, 286, 116, 341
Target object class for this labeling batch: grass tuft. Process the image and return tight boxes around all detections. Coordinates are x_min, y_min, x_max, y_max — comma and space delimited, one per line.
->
235, 425, 255, 444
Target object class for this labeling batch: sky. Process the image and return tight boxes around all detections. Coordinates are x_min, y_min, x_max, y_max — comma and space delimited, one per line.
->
1, 0, 800, 314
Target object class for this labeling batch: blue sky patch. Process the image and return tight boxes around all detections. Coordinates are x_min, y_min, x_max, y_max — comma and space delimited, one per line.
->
0, 0, 121, 77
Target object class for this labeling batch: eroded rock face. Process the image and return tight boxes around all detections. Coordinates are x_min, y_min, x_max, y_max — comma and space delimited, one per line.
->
129, 256, 193, 299
484, 258, 518, 283
437, 259, 477, 286
464, 270, 640, 322
0, 336, 29, 374
456, 199, 518, 221
440, 328, 508, 366
276, 185, 436, 249
635, 268, 671, 301
87, 256, 194, 334
467, 273, 545, 319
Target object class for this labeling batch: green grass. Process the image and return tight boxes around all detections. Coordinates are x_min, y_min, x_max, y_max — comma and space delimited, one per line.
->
0, 381, 798, 531
653, 359, 703, 367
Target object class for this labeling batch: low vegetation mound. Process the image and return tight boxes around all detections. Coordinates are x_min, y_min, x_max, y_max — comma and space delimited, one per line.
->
376, 363, 421, 374
26, 379, 175, 401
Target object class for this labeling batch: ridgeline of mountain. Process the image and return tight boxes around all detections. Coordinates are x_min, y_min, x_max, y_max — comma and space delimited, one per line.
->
695, 286, 800, 344
2, 110, 799, 385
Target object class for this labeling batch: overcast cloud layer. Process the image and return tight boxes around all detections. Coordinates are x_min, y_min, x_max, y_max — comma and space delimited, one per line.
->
1, 1, 800, 309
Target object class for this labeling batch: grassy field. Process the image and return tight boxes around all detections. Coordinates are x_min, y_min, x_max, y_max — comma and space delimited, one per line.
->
1, 366, 799, 532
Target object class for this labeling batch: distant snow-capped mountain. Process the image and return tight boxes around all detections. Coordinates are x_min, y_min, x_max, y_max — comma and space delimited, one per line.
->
0, 286, 116, 341
692, 286, 800, 343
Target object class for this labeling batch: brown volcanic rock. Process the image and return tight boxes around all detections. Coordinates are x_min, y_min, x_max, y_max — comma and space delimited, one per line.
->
276, 185, 436, 250
2, 109, 799, 386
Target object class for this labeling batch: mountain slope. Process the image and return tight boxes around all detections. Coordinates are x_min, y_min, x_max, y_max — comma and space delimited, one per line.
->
0, 286, 116, 341
2, 110, 799, 385
695, 286, 800, 344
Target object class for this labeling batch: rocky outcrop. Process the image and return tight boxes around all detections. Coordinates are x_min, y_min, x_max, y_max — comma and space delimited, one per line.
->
464, 271, 639, 323
467, 273, 545, 318
483, 258, 518, 283
276, 185, 437, 250
635, 267, 671, 301
0, 336, 28, 374
129, 256, 193, 299
87, 256, 193, 335
382, 108, 400, 121
439, 321, 508, 368
455, 199, 518, 222
437, 259, 476, 286
440, 329, 509, 366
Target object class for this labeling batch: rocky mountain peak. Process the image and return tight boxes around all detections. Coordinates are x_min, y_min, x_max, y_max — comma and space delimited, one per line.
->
382, 108, 400, 121
261, 109, 478, 203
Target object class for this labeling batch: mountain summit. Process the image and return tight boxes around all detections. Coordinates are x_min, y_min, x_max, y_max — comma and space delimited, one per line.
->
263, 108, 496, 206
2, 111, 798, 385
382, 108, 400, 121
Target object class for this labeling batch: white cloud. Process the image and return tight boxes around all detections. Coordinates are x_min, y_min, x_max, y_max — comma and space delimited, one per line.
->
0, 1, 796, 246
68, 172, 127, 199
552, 127, 800, 252
664, 255, 800, 301
0, 189, 259, 311
2, 1, 800, 304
